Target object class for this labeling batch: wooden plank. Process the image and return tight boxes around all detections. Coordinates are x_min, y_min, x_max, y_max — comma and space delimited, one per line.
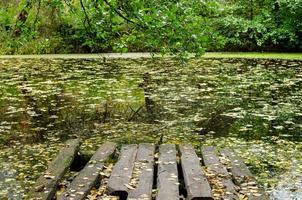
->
156, 144, 179, 200
220, 148, 252, 184
220, 148, 269, 200
58, 142, 117, 200
202, 146, 229, 176
128, 143, 155, 200
202, 146, 237, 200
29, 139, 81, 200
180, 144, 213, 200
107, 144, 138, 198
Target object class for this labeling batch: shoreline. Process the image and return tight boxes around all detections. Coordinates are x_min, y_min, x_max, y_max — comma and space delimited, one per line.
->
0, 52, 302, 60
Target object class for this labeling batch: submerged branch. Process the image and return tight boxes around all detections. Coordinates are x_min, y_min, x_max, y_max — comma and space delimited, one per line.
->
128, 105, 144, 121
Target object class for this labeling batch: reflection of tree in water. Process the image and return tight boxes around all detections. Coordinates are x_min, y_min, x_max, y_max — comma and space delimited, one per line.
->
17, 71, 159, 142
102, 62, 122, 79
140, 72, 156, 122
19, 77, 64, 142
197, 104, 238, 136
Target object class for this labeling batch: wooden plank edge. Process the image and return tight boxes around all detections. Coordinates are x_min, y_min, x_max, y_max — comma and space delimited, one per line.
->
128, 143, 155, 200
220, 148, 269, 200
107, 144, 138, 199
58, 142, 117, 200
28, 138, 81, 200
156, 144, 179, 200
201, 146, 237, 200
180, 144, 213, 200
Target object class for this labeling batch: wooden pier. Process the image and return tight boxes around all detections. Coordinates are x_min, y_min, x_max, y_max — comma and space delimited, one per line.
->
28, 139, 269, 200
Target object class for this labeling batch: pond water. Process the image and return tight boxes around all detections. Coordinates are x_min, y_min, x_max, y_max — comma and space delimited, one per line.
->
0, 58, 301, 199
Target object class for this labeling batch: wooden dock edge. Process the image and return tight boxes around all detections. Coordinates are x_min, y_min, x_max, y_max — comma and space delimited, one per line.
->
28, 139, 81, 200
28, 141, 269, 200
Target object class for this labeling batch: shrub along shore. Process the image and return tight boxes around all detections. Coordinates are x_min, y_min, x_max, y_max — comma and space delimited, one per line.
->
1, 1, 301, 57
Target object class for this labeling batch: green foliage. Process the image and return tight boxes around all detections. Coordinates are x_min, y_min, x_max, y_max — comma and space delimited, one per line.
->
217, 0, 302, 51
0, 0, 301, 55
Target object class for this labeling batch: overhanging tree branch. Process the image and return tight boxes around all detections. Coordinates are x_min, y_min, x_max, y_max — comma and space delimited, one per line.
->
79, 0, 93, 31
102, 0, 144, 28
63, 0, 75, 13
34, 0, 41, 26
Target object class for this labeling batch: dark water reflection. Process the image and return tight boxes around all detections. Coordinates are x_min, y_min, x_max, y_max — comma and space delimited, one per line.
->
0, 58, 301, 198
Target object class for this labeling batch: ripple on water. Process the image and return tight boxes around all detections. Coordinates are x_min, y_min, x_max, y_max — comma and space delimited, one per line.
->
0, 163, 23, 199
270, 159, 302, 200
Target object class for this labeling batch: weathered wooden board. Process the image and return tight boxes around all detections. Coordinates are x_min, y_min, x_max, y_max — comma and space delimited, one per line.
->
58, 142, 116, 200
220, 148, 253, 184
128, 143, 155, 200
29, 141, 270, 200
202, 146, 229, 176
156, 144, 179, 200
220, 148, 269, 200
202, 146, 237, 200
29, 139, 81, 200
180, 144, 213, 200
107, 144, 138, 198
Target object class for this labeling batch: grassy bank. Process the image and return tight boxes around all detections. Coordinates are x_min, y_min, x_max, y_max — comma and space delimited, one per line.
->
204, 52, 302, 60
0, 52, 302, 60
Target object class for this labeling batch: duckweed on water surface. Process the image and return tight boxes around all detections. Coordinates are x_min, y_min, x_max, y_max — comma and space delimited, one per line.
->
0, 58, 301, 199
